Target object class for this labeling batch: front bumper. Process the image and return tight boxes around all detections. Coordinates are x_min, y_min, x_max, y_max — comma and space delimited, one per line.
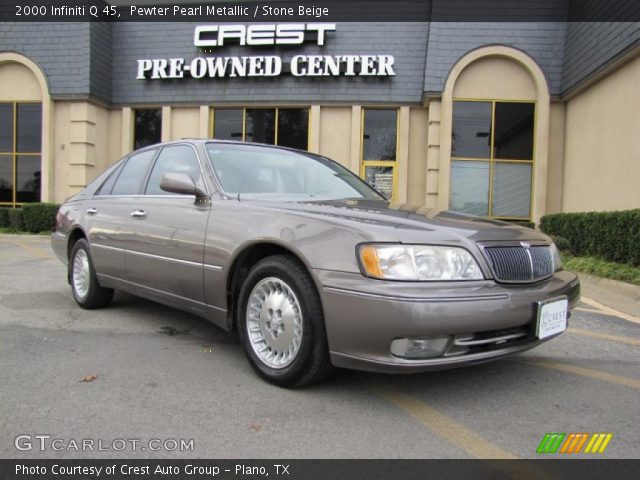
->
315, 269, 580, 373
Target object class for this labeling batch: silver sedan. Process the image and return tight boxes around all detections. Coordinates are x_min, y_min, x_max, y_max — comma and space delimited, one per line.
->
52, 140, 580, 387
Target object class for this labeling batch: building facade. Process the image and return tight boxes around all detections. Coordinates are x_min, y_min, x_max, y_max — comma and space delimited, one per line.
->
1, 17, 639, 222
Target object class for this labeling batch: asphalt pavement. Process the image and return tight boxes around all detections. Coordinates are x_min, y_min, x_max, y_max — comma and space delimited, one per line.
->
1, 235, 638, 459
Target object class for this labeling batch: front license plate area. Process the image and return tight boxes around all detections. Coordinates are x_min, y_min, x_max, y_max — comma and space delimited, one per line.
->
536, 296, 568, 339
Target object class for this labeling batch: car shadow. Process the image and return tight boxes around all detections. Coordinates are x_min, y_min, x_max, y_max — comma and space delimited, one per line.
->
98, 292, 568, 395
107, 290, 239, 344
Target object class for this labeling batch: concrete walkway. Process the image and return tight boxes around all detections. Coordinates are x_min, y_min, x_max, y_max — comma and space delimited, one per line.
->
578, 273, 640, 321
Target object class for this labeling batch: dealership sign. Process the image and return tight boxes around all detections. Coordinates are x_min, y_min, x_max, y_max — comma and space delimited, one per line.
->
136, 23, 395, 80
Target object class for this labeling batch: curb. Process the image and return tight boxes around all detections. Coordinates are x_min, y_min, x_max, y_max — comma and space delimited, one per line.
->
577, 272, 640, 319
0, 233, 50, 239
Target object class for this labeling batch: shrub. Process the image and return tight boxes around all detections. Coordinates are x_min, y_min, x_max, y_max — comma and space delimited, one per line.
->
550, 235, 571, 253
0, 207, 9, 228
505, 220, 535, 230
539, 209, 640, 267
8, 208, 24, 231
21, 203, 60, 233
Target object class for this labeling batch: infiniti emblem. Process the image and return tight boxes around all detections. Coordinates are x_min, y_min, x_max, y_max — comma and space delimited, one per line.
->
520, 241, 531, 249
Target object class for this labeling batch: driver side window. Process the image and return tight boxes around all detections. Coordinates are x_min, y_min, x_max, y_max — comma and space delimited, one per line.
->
145, 145, 204, 195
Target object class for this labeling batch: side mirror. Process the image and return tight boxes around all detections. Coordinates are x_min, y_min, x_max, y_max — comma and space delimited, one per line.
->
160, 173, 208, 198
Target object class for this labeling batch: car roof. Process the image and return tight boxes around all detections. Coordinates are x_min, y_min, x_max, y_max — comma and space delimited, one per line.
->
156, 138, 317, 156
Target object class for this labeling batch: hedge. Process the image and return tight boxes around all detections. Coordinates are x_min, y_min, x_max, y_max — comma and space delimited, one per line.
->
21, 203, 60, 233
7, 208, 24, 231
1, 204, 60, 233
539, 209, 640, 267
0, 207, 9, 228
505, 220, 535, 230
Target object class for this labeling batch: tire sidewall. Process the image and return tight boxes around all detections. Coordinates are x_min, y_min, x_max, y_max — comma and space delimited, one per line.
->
238, 258, 319, 386
70, 239, 95, 306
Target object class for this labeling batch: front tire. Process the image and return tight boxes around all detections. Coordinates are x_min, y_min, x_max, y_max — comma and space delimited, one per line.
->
238, 255, 333, 387
69, 238, 114, 309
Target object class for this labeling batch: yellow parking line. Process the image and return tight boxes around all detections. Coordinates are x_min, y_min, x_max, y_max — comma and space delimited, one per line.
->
568, 327, 640, 346
574, 306, 601, 314
15, 241, 53, 260
580, 297, 640, 325
369, 384, 556, 479
369, 383, 518, 459
523, 360, 640, 390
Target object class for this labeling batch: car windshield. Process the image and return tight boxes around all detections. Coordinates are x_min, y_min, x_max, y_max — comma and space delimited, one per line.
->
205, 142, 385, 201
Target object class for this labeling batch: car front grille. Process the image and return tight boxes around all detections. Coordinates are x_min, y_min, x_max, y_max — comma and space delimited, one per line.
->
483, 244, 554, 283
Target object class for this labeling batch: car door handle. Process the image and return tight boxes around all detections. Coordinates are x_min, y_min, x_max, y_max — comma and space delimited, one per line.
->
130, 209, 147, 219
86, 208, 97, 215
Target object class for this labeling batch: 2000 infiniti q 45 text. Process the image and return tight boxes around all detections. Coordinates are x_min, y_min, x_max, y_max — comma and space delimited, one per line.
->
52, 140, 580, 387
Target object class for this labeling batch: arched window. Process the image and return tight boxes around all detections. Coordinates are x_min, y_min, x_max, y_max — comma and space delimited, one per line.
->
439, 46, 551, 223
0, 54, 48, 207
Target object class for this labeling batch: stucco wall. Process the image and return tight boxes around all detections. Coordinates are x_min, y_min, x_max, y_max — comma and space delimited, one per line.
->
51, 101, 114, 203
562, 54, 640, 212
0, 62, 42, 101
52, 103, 70, 203
545, 102, 566, 214
407, 107, 428, 206
170, 107, 202, 140
319, 107, 353, 168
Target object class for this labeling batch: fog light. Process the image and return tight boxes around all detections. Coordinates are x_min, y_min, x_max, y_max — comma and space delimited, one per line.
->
390, 336, 451, 359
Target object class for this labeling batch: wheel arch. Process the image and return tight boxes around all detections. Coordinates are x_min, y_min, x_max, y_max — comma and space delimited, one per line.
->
225, 240, 318, 331
64, 227, 89, 285
67, 227, 87, 260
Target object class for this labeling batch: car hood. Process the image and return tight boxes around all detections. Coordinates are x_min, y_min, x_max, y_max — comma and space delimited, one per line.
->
237, 197, 549, 243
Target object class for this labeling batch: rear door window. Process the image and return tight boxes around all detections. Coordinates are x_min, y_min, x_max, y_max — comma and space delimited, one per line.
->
111, 149, 157, 195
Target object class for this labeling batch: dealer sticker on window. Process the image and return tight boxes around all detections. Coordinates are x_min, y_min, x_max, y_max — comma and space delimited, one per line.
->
536, 297, 568, 339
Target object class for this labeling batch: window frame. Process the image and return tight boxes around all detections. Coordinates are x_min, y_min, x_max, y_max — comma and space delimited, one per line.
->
210, 107, 310, 151
141, 142, 210, 197
0, 100, 42, 207
360, 107, 399, 202
451, 98, 536, 221
133, 108, 163, 150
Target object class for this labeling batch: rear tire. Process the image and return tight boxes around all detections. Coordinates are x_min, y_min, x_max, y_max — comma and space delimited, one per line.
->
238, 254, 334, 388
69, 238, 114, 309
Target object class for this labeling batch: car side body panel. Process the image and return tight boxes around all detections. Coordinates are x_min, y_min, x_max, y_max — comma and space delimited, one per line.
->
124, 195, 211, 305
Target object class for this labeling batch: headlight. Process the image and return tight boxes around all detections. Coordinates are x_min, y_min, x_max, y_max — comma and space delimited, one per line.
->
358, 244, 484, 281
550, 243, 563, 271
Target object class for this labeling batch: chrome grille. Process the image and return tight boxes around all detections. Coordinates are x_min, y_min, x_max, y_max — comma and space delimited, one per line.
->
483, 245, 553, 283
530, 245, 554, 278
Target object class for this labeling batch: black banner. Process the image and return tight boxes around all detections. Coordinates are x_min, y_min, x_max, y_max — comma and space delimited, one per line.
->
2, 459, 640, 480
2, 0, 640, 22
